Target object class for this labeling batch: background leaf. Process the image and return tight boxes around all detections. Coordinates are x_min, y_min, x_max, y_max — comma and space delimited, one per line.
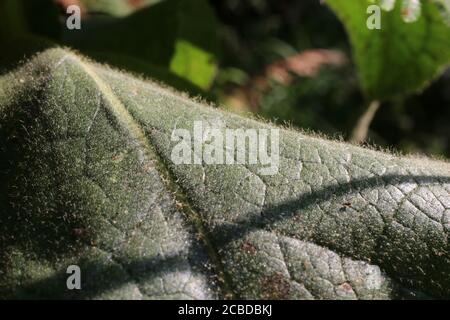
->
326, 0, 450, 99
169, 0, 219, 88
65, 0, 219, 89
64, 1, 178, 66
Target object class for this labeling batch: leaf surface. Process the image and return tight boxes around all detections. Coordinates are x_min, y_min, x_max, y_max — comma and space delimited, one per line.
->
0, 49, 449, 299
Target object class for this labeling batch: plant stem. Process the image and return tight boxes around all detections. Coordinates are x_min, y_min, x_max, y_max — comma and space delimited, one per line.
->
350, 100, 380, 144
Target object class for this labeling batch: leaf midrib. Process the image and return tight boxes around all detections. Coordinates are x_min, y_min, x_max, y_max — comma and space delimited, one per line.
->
70, 54, 236, 299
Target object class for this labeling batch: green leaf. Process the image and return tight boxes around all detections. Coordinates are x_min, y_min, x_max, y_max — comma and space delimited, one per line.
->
169, 0, 219, 89
1, 48, 449, 299
327, 0, 450, 99
170, 40, 217, 90
434, 0, 450, 25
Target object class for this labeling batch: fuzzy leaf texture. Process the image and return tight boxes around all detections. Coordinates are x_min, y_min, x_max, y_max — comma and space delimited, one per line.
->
326, 0, 450, 100
0, 49, 449, 299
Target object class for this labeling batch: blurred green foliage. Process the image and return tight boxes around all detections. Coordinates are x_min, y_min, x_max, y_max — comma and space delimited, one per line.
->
258, 66, 363, 138
79, 0, 161, 17
65, 0, 219, 89
0, 0, 218, 94
0, 0, 449, 158
211, 0, 450, 157
327, 0, 450, 100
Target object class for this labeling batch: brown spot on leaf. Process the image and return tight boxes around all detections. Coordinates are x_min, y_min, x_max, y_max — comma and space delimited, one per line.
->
340, 201, 352, 211
261, 273, 291, 299
142, 161, 154, 173
128, 0, 144, 8
72, 227, 86, 238
339, 282, 353, 292
112, 154, 122, 162
175, 200, 184, 211
241, 241, 257, 255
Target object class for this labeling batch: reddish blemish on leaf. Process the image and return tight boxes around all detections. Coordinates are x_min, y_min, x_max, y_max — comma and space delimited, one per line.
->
339, 282, 353, 292
261, 273, 291, 299
241, 241, 257, 255
128, 0, 145, 9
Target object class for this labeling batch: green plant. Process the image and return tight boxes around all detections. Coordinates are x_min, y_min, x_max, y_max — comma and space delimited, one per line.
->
327, 0, 450, 143
0, 48, 449, 299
